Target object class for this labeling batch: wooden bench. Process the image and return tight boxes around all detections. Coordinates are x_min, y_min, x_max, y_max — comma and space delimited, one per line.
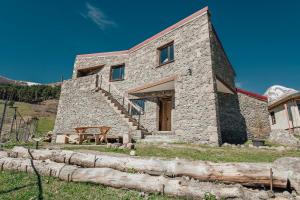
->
64, 126, 111, 145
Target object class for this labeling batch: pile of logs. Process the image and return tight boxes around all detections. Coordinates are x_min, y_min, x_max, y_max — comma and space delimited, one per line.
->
1, 146, 300, 199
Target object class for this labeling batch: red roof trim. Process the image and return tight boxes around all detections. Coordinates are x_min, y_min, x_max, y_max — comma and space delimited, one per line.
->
77, 50, 129, 57
77, 6, 209, 58
236, 88, 268, 102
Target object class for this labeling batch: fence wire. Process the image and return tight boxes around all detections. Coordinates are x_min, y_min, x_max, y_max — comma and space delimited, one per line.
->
0, 100, 38, 143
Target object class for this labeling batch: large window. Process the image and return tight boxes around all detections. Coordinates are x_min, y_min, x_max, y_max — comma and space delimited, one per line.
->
110, 64, 125, 81
158, 42, 174, 65
130, 99, 145, 115
270, 111, 276, 125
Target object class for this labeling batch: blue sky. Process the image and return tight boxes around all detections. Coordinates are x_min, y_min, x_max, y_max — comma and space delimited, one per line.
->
0, 0, 299, 94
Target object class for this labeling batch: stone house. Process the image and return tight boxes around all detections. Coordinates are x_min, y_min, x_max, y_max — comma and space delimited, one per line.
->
53, 7, 270, 145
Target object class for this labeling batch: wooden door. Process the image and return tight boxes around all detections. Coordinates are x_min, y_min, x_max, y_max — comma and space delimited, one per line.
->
159, 99, 172, 131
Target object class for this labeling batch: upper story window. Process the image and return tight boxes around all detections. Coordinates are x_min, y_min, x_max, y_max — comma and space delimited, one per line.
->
158, 42, 174, 66
110, 64, 125, 81
270, 111, 276, 125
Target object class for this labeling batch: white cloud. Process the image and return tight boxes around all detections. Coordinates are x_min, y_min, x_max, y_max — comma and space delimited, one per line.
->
81, 2, 116, 30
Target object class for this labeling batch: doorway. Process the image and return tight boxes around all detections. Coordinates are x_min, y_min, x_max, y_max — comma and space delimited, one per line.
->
159, 98, 172, 131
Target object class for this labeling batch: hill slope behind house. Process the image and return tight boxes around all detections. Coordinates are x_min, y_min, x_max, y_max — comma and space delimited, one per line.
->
0, 100, 58, 137
0, 75, 40, 86
0, 75, 21, 85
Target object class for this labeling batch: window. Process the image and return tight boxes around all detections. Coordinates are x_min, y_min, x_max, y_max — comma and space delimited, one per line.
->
271, 111, 276, 125
130, 99, 145, 115
158, 42, 174, 65
297, 101, 300, 114
110, 64, 125, 81
77, 65, 103, 78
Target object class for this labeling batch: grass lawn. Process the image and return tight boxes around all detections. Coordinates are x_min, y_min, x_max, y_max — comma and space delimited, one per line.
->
0, 171, 177, 200
36, 117, 55, 136
63, 143, 300, 163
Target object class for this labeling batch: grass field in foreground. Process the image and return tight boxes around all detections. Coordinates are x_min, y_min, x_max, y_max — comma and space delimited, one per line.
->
0, 171, 178, 200
62, 143, 300, 163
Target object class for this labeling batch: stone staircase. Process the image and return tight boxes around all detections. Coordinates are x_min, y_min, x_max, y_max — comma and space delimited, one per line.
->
96, 88, 150, 140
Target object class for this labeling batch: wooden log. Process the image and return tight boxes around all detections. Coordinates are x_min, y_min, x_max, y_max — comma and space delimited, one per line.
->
0, 155, 247, 199
9, 147, 289, 188
0, 151, 8, 158
71, 168, 245, 199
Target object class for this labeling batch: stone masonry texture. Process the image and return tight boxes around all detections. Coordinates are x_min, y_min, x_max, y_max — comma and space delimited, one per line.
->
237, 92, 271, 139
53, 8, 268, 145
54, 75, 130, 137
217, 92, 247, 144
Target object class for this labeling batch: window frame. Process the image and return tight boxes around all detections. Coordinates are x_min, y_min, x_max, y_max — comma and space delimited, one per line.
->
110, 64, 125, 82
77, 65, 104, 78
130, 99, 145, 115
270, 111, 276, 125
157, 41, 174, 67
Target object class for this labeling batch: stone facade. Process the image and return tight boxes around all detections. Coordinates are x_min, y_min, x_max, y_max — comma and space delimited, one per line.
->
54, 75, 130, 137
237, 92, 271, 139
53, 7, 259, 145
208, 19, 247, 144
217, 92, 247, 144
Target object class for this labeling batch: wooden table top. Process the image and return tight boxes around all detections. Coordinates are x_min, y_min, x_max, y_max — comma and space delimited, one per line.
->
75, 126, 110, 130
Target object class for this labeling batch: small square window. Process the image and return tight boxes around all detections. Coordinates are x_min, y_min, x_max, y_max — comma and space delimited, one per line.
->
130, 99, 145, 115
158, 42, 174, 65
110, 64, 125, 81
270, 111, 276, 125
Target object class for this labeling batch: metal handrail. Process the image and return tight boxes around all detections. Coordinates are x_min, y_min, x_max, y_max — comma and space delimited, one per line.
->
96, 74, 144, 115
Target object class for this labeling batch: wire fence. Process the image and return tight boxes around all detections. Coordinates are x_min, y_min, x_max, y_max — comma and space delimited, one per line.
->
0, 100, 38, 143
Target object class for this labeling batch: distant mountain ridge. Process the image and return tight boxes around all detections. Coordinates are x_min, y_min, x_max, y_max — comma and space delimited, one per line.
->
0, 75, 41, 86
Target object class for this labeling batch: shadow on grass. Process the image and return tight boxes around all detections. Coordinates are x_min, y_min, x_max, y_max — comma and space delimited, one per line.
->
0, 183, 35, 195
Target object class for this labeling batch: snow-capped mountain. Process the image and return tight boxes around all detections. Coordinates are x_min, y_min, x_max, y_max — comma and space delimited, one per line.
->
264, 85, 298, 103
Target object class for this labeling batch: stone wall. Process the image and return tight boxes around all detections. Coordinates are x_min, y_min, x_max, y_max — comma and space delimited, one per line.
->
238, 92, 271, 139
208, 18, 248, 144
217, 92, 247, 144
53, 75, 130, 137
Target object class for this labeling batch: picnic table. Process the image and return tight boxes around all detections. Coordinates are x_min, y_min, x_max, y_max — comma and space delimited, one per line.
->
64, 126, 111, 145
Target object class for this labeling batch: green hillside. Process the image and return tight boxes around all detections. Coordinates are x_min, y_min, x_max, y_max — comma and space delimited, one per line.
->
0, 100, 58, 137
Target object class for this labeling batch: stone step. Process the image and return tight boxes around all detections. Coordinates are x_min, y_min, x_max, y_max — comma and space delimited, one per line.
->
145, 135, 177, 139
141, 135, 179, 144
151, 131, 175, 135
